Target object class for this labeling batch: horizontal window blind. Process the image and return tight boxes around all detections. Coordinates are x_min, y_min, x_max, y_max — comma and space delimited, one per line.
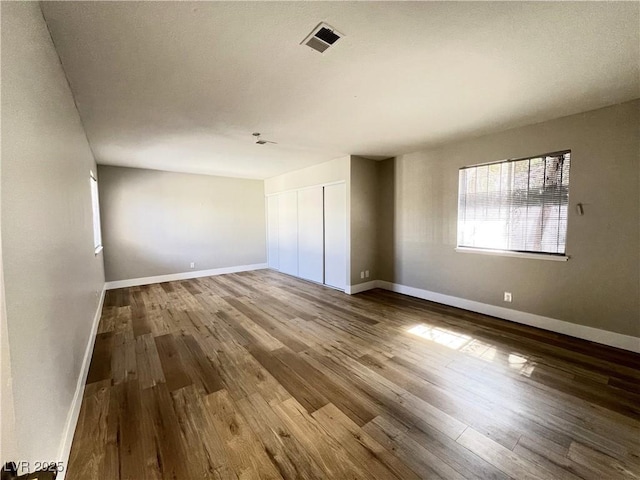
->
457, 151, 570, 255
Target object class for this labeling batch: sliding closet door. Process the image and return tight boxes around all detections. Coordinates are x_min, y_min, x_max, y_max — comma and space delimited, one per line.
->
297, 187, 324, 283
277, 191, 298, 276
266, 195, 279, 269
324, 183, 347, 290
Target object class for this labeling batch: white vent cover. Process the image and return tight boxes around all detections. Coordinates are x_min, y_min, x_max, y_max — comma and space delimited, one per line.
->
301, 23, 343, 53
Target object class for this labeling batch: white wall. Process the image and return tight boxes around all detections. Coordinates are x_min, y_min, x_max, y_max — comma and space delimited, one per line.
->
1, 1, 105, 467
99, 165, 267, 282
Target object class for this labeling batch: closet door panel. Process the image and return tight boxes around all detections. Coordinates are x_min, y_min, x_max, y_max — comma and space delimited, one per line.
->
324, 183, 347, 290
277, 191, 298, 276
297, 187, 324, 283
266, 195, 279, 269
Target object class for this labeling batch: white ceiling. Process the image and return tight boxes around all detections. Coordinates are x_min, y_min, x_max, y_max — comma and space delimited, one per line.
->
41, 1, 639, 179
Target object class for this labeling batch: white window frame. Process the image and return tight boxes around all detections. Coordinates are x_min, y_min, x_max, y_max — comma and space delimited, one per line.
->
90, 171, 103, 255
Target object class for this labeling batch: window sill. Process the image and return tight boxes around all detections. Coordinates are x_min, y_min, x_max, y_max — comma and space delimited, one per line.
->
455, 247, 569, 262
94, 245, 104, 255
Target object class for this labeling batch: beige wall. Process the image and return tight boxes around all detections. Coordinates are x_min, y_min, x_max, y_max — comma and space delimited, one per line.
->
99, 166, 266, 281
350, 156, 379, 285
380, 100, 639, 338
376, 158, 396, 283
1, 2, 106, 465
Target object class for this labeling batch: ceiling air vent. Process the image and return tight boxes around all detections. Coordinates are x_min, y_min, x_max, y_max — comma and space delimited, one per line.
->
301, 23, 343, 53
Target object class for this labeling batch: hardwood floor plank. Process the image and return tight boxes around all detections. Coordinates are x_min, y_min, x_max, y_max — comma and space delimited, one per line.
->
216, 305, 285, 351
236, 393, 327, 480
362, 415, 464, 480
514, 434, 601, 480
224, 296, 309, 352
203, 389, 283, 479
66, 380, 113, 479
66, 270, 640, 480
313, 404, 422, 480
154, 333, 193, 392
567, 441, 640, 480
389, 351, 629, 451
86, 332, 115, 384
292, 290, 379, 326
106, 288, 130, 308
180, 279, 202, 296
272, 397, 370, 479
273, 347, 378, 426
113, 380, 146, 480
219, 344, 292, 405
196, 319, 291, 405
131, 307, 153, 338
310, 345, 469, 439
171, 385, 225, 480
135, 333, 166, 389
357, 352, 522, 449
176, 333, 225, 394
140, 384, 192, 479
248, 344, 329, 413
111, 332, 137, 385
456, 427, 557, 480
404, 420, 511, 480
98, 307, 118, 333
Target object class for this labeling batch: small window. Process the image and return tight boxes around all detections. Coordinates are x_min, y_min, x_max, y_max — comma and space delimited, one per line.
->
90, 171, 103, 254
457, 151, 571, 256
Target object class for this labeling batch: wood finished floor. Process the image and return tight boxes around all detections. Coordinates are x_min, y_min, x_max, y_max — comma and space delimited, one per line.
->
68, 269, 640, 480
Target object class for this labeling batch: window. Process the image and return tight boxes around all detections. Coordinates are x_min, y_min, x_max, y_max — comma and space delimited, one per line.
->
90, 171, 103, 254
457, 151, 570, 257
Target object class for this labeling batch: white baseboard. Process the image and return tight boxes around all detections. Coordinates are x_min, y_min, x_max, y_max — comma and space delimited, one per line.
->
57, 286, 106, 479
346, 280, 378, 295
376, 281, 640, 354
105, 263, 269, 290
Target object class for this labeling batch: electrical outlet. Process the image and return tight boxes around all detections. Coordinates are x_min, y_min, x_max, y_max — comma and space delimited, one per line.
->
504, 292, 512, 303
190, 262, 195, 269
365, 270, 370, 278
360, 271, 365, 279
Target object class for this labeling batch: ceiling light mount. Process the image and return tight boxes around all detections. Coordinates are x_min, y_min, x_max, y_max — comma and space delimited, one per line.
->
252, 132, 277, 145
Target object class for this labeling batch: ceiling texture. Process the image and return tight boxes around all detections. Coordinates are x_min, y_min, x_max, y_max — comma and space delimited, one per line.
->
41, 1, 639, 179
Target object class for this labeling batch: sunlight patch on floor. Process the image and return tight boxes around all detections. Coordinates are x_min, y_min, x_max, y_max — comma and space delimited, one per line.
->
407, 324, 472, 349
407, 323, 536, 377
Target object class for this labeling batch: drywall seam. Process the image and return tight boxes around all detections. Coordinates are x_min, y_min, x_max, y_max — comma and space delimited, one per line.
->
105, 263, 268, 289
